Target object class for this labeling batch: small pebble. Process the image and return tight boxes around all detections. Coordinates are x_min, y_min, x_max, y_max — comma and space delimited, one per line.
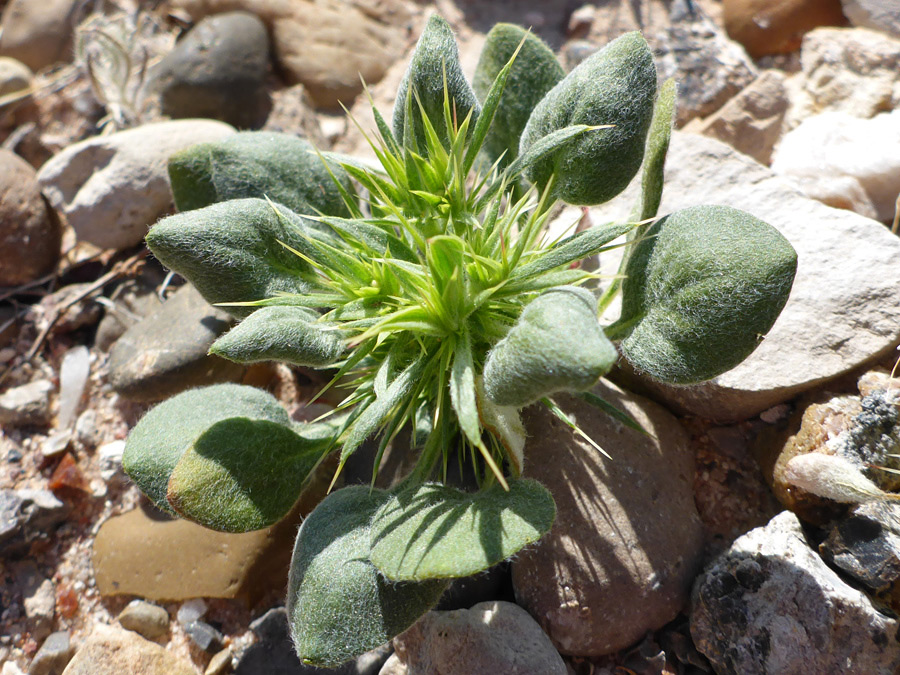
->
184, 620, 224, 653
204, 649, 232, 675
0, 380, 53, 427
23, 578, 55, 641
29, 631, 72, 675
177, 598, 207, 626
117, 600, 169, 640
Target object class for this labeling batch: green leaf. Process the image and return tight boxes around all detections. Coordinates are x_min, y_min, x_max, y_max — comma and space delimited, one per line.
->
123, 384, 294, 516
166, 416, 334, 532
633, 78, 676, 223
287, 486, 448, 667
472, 24, 564, 170
519, 31, 657, 205
146, 198, 322, 318
612, 205, 798, 384
392, 14, 479, 153
449, 328, 480, 447
210, 305, 346, 367
369, 479, 555, 581
483, 286, 618, 407
510, 220, 634, 281
168, 132, 354, 216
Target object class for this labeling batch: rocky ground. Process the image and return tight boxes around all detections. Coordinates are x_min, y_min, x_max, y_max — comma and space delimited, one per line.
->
2, 0, 900, 673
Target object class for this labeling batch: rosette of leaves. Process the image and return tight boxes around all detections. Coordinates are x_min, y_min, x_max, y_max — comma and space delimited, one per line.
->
124, 16, 797, 668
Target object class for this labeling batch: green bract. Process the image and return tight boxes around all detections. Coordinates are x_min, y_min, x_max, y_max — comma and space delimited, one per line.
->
124, 14, 798, 668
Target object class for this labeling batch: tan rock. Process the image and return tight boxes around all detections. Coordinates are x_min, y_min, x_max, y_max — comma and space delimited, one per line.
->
0, 0, 84, 72
61, 624, 194, 675
170, 0, 420, 108
92, 503, 296, 603
689, 69, 788, 165
788, 27, 900, 128
723, 0, 847, 58
511, 383, 704, 656
0, 56, 32, 98
0, 149, 61, 286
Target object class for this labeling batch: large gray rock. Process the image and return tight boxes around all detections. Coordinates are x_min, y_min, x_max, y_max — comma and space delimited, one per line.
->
149, 12, 270, 129
687, 69, 788, 165
0, 0, 82, 72
386, 601, 566, 675
107, 284, 243, 402
691, 510, 900, 674
511, 382, 704, 656
841, 0, 900, 39
787, 27, 900, 128
37, 120, 234, 250
772, 110, 900, 223
0, 149, 61, 286
590, 131, 900, 422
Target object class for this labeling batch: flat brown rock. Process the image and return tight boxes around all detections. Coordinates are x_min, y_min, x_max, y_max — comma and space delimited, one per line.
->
62, 623, 195, 675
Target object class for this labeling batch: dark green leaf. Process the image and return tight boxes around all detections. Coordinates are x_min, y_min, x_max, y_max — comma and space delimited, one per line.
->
209, 305, 346, 367
167, 417, 334, 532
369, 479, 556, 581
146, 198, 322, 318
483, 287, 618, 407
510, 221, 634, 281
633, 78, 676, 224
392, 15, 479, 153
287, 487, 447, 667
123, 384, 293, 516
168, 132, 353, 216
612, 205, 798, 383
519, 31, 657, 205
472, 24, 564, 170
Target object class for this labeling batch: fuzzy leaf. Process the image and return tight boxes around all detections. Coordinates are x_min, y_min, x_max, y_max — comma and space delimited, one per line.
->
392, 14, 479, 153
369, 479, 555, 581
210, 305, 346, 367
613, 205, 797, 384
146, 198, 323, 318
633, 78, 676, 223
519, 31, 657, 205
123, 384, 294, 516
168, 132, 353, 216
287, 487, 448, 667
472, 24, 564, 170
166, 416, 334, 532
476, 377, 526, 474
483, 287, 618, 407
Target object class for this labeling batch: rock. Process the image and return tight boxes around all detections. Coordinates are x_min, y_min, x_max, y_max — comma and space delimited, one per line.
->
205, 649, 233, 675
149, 12, 270, 129
587, 131, 900, 422
841, 0, 900, 38
0, 149, 61, 286
0, 0, 83, 72
36, 119, 235, 250
687, 69, 788, 165
107, 284, 244, 402
116, 601, 169, 641
0, 489, 69, 556
0, 56, 32, 97
820, 501, 900, 597
170, 0, 418, 108
176, 599, 207, 626
30, 631, 72, 675
23, 577, 55, 641
92, 503, 297, 603
691, 510, 900, 673
184, 621, 224, 653
0, 380, 53, 427
511, 383, 704, 656
787, 27, 900, 128
94, 268, 168, 352
388, 601, 565, 675
723, 0, 847, 58
61, 623, 195, 675
653, 3, 758, 126
97, 441, 126, 485
772, 110, 900, 223
237, 607, 390, 674
262, 85, 327, 147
